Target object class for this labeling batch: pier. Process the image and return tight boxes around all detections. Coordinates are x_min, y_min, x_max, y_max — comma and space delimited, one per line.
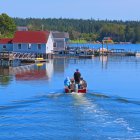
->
0, 47, 137, 66
53, 47, 136, 58
0, 51, 53, 65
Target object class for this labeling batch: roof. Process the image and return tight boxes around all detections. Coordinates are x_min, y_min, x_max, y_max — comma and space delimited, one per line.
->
0, 38, 13, 44
52, 32, 69, 39
12, 31, 50, 43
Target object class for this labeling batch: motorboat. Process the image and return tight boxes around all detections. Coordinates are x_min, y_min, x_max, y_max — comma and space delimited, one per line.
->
64, 78, 87, 93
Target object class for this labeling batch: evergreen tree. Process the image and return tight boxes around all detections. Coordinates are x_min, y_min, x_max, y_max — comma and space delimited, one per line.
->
0, 13, 16, 38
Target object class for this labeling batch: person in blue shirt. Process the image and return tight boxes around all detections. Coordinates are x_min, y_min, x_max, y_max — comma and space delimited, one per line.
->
64, 77, 71, 88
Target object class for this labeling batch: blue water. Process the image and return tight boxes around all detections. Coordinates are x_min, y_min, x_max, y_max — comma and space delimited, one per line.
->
69, 43, 140, 52
0, 56, 140, 139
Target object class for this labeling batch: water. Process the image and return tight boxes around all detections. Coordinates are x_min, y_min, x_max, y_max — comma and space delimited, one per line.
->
69, 43, 140, 52
0, 56, 140, 140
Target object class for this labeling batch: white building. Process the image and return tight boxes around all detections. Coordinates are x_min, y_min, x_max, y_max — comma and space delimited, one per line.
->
0, 31, 54, 58
12, 31, 54, 55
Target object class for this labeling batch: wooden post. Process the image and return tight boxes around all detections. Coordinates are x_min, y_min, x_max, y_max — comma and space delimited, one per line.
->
106, 43, 108, 54
102, 41, 104, 55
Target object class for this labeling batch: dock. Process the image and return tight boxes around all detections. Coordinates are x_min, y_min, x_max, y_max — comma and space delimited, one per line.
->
0, 47, 137, 66
0, 52, 53, 65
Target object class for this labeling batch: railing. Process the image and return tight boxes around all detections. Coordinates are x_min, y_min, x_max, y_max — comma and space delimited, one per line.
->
0, 52, 37, 60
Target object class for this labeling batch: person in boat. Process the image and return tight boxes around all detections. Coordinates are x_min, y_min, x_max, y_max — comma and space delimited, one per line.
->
80, 77, 87, 89
64, 77, 71, 89
74, 69, 81, 84
70, 78, 75, 92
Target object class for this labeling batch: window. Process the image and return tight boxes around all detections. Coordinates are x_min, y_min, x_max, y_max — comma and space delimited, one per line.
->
53, 42, 57, 47
3, 45, 6, 49
18, 44, 21, 49
28, 44, 31, 49
38, 44, 41, 50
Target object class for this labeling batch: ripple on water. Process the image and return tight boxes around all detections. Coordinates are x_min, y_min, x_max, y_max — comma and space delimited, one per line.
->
0, 91, 139, 139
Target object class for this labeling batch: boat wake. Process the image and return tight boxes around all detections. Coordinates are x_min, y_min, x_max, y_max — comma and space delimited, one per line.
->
89, 91, 140, 106
0, 90, 137, 133
0, 92, 65, 111
71, 91, 135, 133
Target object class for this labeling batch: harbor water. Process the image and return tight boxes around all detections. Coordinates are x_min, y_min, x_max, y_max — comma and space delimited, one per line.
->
0, 56, 140, 139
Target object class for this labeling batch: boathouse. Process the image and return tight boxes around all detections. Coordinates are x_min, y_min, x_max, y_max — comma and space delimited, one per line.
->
0, 31, 54, 55
12, 31, 54, 55
0, 31, 54, 60
52, 31, 69, 53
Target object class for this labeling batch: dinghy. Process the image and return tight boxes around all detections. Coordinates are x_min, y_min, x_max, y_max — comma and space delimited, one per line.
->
64, 78, 87, 93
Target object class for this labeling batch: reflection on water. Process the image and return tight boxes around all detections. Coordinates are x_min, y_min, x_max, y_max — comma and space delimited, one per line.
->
0, 58, 67, 84
14, 63, 53, 81
1, 56, 140, 97
0, 56, 140, 139
53, 58, 67, 73
0, 66, 13, 86
1, 56, 140, 96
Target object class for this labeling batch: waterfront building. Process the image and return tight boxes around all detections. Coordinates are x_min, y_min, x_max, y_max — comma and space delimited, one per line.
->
0, 31, 69, 54
0, 31, 54, 58
52, 31, 69, 53
12, 31, 54, 55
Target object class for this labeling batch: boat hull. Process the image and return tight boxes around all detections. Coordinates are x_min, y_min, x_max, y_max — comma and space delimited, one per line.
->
65, 88, 87, 93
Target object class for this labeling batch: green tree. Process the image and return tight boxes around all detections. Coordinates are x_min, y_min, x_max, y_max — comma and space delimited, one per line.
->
0, 13, 16, 38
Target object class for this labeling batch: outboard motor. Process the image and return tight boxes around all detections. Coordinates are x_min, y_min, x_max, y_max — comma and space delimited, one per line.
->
75, 84, 78, 93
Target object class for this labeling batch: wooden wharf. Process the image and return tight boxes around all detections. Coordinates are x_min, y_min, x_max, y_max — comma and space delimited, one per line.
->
0, 47, 137, 66
0, 52, 53, 66
0, 52, 36, 60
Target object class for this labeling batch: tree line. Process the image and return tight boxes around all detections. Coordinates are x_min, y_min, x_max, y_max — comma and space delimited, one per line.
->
0, 13, 140, 43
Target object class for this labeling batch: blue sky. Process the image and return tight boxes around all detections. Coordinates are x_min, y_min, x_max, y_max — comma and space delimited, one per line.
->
0, 0, 140, 20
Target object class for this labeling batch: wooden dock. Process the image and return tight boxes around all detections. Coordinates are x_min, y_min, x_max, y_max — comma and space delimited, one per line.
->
0, 48, 137, 66
0, 52, 53, 65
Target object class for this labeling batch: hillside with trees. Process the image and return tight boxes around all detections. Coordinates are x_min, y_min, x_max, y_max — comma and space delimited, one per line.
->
13, 17, 140, 43
0, 13, 140, 43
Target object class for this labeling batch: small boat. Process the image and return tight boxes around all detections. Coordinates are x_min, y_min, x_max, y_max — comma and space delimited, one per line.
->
64, 78, 87, 93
